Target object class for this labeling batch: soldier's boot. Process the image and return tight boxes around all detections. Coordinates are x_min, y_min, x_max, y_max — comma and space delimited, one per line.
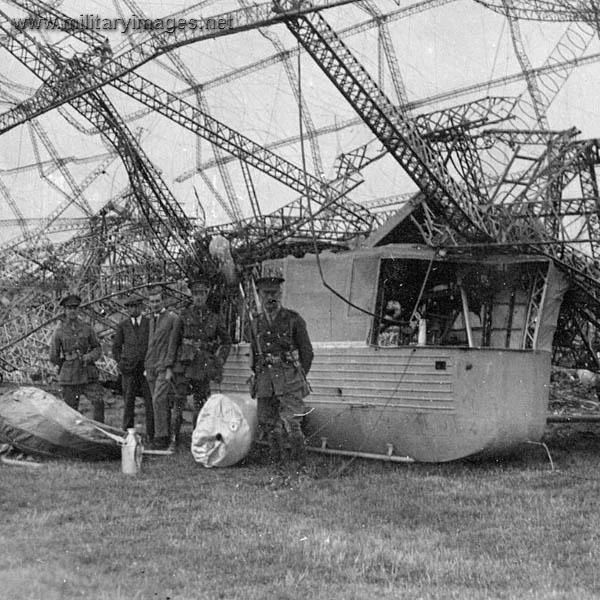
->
191, 394, 206, 431
92, 399, 105, 424
289, 432, 307, 468
169, 409, 183, 451
268, 431, 286, 464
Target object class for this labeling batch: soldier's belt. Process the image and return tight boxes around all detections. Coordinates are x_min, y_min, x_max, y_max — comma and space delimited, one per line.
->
257, 351, 298, 367
63, 351, 80, 361
182, 338, 209, 351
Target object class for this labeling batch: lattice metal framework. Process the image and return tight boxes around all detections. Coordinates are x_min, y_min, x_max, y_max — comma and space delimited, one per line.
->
2, 0, 600, 376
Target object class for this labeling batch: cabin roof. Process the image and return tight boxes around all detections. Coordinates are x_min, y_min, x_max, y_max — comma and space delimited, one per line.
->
300, 243, 551, 265
363, 200, 424, 248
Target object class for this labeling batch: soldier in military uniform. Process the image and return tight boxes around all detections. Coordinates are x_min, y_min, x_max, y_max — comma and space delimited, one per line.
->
250, 275, 313, 465
49, 294, 105, 423
171, 277, 231, 447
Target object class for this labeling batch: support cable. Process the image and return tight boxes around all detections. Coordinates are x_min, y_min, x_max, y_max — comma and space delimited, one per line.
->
296, 38, 378, 320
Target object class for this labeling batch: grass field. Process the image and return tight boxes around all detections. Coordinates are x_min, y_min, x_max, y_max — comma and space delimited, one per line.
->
1, 417, 600, 600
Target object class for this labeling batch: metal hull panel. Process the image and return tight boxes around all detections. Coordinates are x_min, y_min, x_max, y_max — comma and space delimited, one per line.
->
221, 344, 550, 462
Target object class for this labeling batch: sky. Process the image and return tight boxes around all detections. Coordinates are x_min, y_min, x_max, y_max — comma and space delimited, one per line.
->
0, 0, 599, 249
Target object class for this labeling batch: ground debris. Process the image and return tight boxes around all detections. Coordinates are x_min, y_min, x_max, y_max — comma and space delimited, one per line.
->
548, 368, 600, 416
545, 369, 600, 447
0, 443, 43, 467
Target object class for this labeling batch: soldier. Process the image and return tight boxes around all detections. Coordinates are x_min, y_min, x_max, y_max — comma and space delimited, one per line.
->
112, 293, 154, 441
49, 294, 105, 423
172, 277, 231, 448
251, 275, 313, 466
144, 286, 183, 451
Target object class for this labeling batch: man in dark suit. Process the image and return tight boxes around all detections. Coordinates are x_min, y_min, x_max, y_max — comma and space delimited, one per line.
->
112, 293, 154, 441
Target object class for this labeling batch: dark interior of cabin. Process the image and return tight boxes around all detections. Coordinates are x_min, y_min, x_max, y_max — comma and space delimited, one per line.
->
373, 258, 547, 349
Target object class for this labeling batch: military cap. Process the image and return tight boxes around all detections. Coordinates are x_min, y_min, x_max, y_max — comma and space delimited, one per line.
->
187, 277, 212, 291
255, 275, 285, 290
256, 266, 284, 290
123, 293, 144, 306
146, 284, 164, 296
59, 293, 82, 307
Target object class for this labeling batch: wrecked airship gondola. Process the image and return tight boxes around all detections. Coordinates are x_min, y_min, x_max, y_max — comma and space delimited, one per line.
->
220, 242, 568, 463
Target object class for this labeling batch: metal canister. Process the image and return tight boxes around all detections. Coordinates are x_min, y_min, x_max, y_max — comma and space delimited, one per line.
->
121, 428, 143, 475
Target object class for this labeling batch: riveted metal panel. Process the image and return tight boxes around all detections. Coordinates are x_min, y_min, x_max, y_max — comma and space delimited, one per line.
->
221, 343, 550, 462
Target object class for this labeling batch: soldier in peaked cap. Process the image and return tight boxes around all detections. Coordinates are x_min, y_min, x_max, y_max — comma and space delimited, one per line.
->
250, 273, 313, 466
112, 293, 154, 441
171, 275, 231, 449
49, 293, 105, 422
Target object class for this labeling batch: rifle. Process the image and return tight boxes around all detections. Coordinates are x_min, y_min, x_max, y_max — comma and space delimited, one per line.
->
239, 281, 262, 397
250, 276, 271, 325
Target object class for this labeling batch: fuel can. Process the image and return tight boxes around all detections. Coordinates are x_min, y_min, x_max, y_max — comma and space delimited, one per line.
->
122, 428, 143, 475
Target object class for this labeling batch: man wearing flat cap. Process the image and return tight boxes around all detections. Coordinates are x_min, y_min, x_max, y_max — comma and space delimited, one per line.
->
143, 285, 184, 451
171, 276, 231, 448
250, 273, 313, 466
112, 293, 154, 441
49, 293, 105, 422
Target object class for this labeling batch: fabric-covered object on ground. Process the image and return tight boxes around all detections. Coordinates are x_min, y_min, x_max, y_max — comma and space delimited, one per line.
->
191, 393, 256, 467
0, 385, 121, 459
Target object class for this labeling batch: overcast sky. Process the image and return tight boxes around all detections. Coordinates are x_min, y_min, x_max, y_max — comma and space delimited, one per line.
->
0, 0, 599, 246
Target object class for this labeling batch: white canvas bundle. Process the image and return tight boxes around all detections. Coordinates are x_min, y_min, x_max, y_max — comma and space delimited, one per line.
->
191, 393, 257, 468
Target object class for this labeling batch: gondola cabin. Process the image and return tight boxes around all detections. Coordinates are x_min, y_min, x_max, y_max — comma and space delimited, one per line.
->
221, 244, 568, 462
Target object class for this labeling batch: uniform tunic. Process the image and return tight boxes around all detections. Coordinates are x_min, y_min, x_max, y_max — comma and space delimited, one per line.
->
251, 307, 313, 433
49, 318, 102, 386
172, 305, 232, 432
174, 304, 231, 383
49, 317, 105, 422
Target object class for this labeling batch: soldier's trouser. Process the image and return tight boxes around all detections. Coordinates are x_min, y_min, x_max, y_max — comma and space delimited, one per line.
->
122, 370, 154, 440
62, 382, 105, 423
172, 375, 210, 437
257, 391, 306, 461
145, 370, 172, 440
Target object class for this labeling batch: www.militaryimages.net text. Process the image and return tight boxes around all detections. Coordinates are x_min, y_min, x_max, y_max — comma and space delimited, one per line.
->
12, 14, 234, 34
